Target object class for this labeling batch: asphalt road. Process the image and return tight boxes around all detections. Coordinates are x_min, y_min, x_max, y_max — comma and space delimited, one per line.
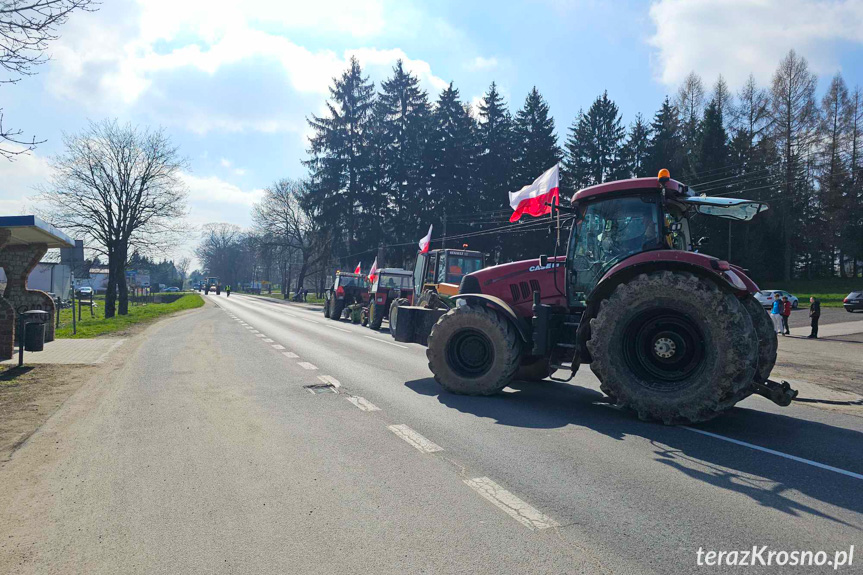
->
1, 293, 861, 574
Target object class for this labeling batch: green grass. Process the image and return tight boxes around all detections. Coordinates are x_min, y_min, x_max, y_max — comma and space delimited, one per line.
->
252, 291, 326, 304
56, 294, 204, 338
762, 278, 863, 308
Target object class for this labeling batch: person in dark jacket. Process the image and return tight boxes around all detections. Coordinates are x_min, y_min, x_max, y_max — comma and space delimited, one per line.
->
808, 297, 820, 339
781, 296, 792, 335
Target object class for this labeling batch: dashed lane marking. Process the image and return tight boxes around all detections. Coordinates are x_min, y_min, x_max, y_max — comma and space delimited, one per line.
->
318, 375, 340, 388
255, 333, 266, 338
329, 326, 351, 333
301, 318, 320, 324
387, 424, 443, 453
363, 336, 407, 349
272, 344, 285, 350
682, 426, 863, 481
347, 396, 380, 411
464, 477, 560, 531
263, 338, 274, 343
297, 362, 318, 370
282, 352, 299, 359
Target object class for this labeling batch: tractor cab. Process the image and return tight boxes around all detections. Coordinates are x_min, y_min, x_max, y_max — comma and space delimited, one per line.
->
568, 176, 767, 304
371, 269, 414, 299
412, 249, 485, 298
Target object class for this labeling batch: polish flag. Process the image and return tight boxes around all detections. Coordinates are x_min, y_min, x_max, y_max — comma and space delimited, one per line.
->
367, 258, 378, 283
509, 164, 560, 223
354, 262, 361, 274
418, 224, 433, 254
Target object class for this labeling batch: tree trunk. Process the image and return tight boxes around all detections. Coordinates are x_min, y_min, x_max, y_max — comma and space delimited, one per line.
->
105, 247, 117, 319
295, 254, 310, 295
117, 244, 129, 315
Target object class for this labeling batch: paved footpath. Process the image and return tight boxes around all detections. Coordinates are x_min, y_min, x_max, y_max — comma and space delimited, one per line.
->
1, 295, 860, 574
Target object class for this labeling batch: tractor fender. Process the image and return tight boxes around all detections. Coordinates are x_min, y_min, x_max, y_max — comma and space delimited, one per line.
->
575, 256, 756, 365
451, 294, 531, 343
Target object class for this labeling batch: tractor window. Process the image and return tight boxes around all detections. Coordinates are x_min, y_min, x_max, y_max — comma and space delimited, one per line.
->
445, 256, 483, 284
570, 197, 661, 299
413, 254, 427, 292
437, 255, 447, 284
426, 254, 438, 284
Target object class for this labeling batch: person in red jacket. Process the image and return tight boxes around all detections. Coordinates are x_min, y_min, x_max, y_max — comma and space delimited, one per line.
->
781, 296, 792, 335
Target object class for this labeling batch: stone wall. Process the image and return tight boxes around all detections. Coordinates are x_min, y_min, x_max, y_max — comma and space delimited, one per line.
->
0, 241, 56, 359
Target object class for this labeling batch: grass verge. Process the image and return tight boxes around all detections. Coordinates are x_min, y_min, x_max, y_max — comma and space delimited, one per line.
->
762, 278, 863, 308
56, 293, 204, 338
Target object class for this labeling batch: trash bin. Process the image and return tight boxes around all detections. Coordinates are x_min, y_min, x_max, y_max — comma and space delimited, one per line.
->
24, 321, 45, 352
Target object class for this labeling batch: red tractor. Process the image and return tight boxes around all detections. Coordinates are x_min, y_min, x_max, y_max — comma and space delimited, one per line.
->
323, 271, 370, 322
423, 171, 795, 424
361, 268, 414, 330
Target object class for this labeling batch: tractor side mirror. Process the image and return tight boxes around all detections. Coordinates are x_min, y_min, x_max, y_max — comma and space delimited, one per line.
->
539, 255, 549, 267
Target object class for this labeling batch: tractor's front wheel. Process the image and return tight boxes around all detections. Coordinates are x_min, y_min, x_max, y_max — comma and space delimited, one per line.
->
427, 305, 521, 395
587, 271, 757, 424
389, 298, 409, 332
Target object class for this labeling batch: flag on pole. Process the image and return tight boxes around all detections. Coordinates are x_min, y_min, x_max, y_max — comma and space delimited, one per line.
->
354, 262, 361, 274
508, 164, 560, 222
418, 224, 433, 254
368, 258, 378, 283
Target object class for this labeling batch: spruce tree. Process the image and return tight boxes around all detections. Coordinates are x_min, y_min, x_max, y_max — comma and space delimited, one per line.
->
582, 91, 627, 184
562, 109, 590, 192
375, 60, 432, 261
622, 113, 651, 177
513, 87, 562, 186
304, 56, 376, 258
428, 82, 478, 221
691, 99, 731, 259
646, 97, 685, 178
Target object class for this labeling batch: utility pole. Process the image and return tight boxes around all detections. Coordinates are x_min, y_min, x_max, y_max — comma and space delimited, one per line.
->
442, 213, 447, 250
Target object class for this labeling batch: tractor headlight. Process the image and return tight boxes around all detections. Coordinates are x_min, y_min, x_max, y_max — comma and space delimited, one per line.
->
722, 270, 747, 291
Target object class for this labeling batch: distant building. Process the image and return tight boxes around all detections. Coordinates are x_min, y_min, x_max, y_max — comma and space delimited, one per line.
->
0, 262, 72, 297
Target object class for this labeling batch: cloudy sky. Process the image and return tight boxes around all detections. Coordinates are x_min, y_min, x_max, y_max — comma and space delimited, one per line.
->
2, 0, 862, 265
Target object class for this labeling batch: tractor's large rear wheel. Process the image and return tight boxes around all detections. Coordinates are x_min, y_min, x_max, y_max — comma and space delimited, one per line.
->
368, 302, 384, 330
587, 271, 757, 424
329, 298, 344, 321
323, 294, 331, 318
427, 305, 521, 395
741, 296, 777, 383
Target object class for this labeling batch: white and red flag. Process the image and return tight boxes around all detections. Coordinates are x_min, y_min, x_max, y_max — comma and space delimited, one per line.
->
354, 262, 361, 274
367, 258, 378, 283
508, 164, 560, 222
418, 224, 433, 254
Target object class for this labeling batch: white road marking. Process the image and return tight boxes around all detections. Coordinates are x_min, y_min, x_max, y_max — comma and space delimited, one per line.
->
255, 333, 266, 338
301, 318, 320, 324
363, 336, 407, 349
318, 375, 340, 388
329, 326, 351, 333
272, 344, 285, 350
297, 362, 318, 370
464, 477, 560, 531
682, 426, 863, 481
282, 352, 299, 359
387, 424, 443, 453
347, 396, 380, 412
262, 338, 274, 343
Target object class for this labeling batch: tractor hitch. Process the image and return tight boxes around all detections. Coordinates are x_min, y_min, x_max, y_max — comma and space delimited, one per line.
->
751, 378, 798, 407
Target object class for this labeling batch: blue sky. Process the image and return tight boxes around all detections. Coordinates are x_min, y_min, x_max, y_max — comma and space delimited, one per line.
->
2, 0, 862, 264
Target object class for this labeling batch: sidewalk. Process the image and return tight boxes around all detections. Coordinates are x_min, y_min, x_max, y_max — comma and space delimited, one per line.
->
1, 339, 126, 365
789, 319, 863, 338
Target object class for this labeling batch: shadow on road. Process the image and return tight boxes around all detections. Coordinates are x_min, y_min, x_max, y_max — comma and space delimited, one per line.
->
404, 376, 863, 526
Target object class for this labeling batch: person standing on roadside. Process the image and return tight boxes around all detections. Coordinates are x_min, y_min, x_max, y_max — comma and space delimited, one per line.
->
226, 284, 231, 297
781, 296, 792, 335
770, 292, 784, 335
808, 296, 820, 339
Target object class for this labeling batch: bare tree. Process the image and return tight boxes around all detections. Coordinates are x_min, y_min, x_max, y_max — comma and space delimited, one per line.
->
252, 179, 331, 298
176, 256, 191, 287
732, 74, 772, 144
1, 0, 97, 158
39, 119, 188, 317
771, 49, 818, 280
195, 223, 247, 286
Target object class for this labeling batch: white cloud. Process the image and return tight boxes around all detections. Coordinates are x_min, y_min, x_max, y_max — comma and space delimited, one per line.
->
44, 0, 448, 134
0, 146, 52, 215
469, 56, 499, 70
648, 0, 863, 88
219, 158, 232, 168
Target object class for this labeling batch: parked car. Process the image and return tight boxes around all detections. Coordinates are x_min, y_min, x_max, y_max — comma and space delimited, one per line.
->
844, 290, 863, 313
76, 286, 93, 297
754, 289, 799, 309
164, 287, 180, 292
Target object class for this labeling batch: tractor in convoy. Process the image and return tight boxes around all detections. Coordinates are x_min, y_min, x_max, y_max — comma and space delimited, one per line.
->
415, 170, 794, 424
323, 271, 369, 323
203, 276, 219, 295
390, 248, 485, 344
360, 268, 414, 330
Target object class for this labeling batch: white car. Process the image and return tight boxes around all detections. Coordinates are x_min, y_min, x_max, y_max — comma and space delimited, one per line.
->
76, 286, 93, 296
754, 290, 799, 310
